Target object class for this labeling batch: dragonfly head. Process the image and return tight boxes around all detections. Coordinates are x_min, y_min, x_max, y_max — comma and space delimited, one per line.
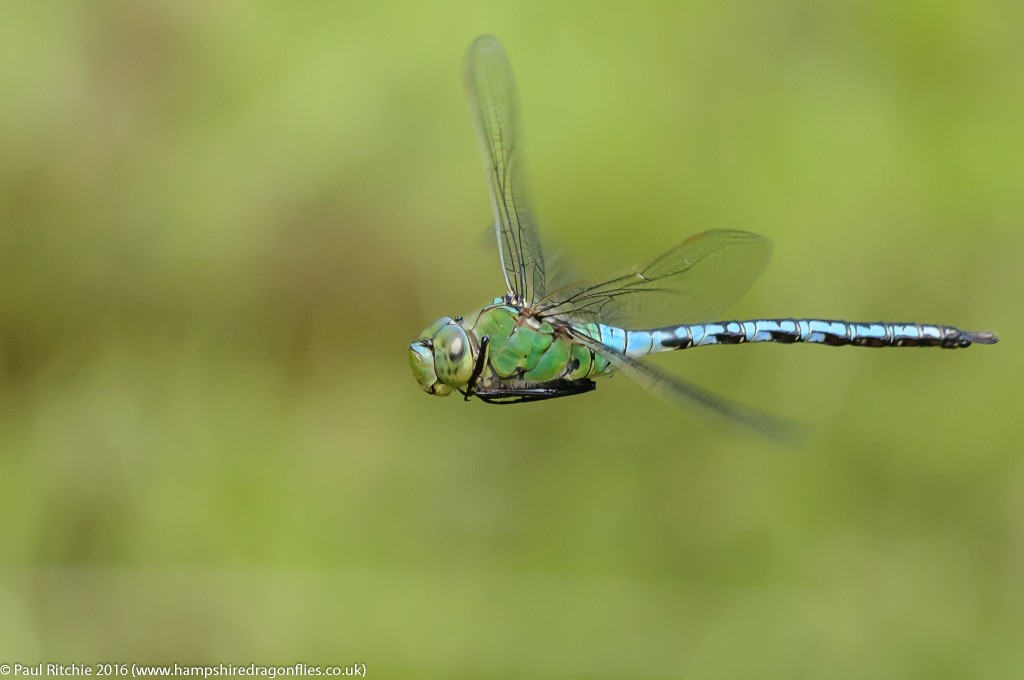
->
408, 317, 475, 396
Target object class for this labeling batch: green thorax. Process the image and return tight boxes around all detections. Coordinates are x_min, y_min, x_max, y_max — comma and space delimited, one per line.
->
462, 298, 610, 385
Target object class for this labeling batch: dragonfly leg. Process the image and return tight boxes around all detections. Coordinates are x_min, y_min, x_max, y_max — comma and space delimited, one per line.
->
474, 379, 596, 404
461, 335, 490, 401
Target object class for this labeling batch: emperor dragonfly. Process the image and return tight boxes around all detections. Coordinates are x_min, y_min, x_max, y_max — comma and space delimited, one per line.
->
408, 35, 997, 437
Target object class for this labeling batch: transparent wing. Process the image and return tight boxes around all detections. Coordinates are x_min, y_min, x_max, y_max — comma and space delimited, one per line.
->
465, 35, 546, 303
539, 230, 772, 327
569, 328, 802, 443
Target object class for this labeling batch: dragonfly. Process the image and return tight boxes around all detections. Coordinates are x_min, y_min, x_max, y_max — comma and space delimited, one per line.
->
408, 35, 998, 438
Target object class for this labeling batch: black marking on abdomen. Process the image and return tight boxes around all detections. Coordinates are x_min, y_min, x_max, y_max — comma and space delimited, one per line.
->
768, 330, 800, 344
660, 335, 693, 349
852, 336, 889, 348
714, 332, 745, 345
939, 329, 964, 348
821, 333, 849, 346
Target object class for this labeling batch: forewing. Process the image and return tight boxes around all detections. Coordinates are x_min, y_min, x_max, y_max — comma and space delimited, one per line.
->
540, 230, 772, 327
569, 329, 801, 443
465, 35, 546, 303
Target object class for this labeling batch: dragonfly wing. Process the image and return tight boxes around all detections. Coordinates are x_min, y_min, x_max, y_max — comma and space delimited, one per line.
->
540, 230, 772, 327
569, 328, 802, 443
465, 35, 546, 304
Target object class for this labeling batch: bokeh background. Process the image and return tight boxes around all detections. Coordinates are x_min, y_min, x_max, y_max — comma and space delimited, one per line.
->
1, 1, 1021, 677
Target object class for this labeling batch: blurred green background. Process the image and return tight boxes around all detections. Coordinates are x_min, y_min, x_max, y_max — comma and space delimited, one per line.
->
1, 1, 1021, 677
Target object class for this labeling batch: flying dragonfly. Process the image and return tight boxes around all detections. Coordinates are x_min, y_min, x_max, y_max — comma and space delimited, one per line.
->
407, 35, 997, 438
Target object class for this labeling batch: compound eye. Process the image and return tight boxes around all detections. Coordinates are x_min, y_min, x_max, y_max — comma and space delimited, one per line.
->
433, 324, 473, 387
448, 333, 465, 362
